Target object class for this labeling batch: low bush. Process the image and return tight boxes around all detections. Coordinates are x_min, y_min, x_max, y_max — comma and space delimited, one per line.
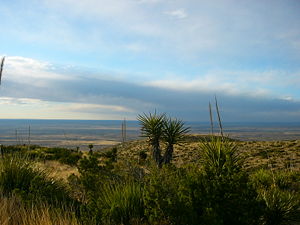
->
198, 137, 263, 225
0, 145, 22, 155
44, 147, 82, 166
99, 181, 145, 225
261, 185, 299, 225
143, 165, 196, 225
100, 147, 118, 162
250, 169, 300, 225
0, 154, 75, 207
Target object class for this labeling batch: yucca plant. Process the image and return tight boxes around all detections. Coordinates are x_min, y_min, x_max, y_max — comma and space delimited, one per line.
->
138, 112, 189, 167
250, 169, 300, 225
0, 154, 39, 194
98, 181, 145, 225
261, 185, 300, 225
161, 118, 189, 164
137, 112, 166, 166
200, 137, 241, 176
0, 154, 74, 207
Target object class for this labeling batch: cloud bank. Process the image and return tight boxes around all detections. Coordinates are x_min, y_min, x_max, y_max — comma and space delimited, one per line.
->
0, 56, 299, 121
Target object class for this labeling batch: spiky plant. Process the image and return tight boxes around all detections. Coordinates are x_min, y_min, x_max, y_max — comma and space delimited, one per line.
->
161, 118, 189, 164
261, 185, 300, 225
137, 112, 166, 166
0, 154, 74, 207
200, 137, 241, 176
99, 181, 144, 225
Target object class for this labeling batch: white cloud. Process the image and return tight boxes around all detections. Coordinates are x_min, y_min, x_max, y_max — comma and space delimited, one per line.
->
7, 56, 50, 70
144, 69, 300, 100
4, 0, 292, 61
2, 0, 300, 62
165, 9, 187, 19
145, 77, 255, 97
1, 54, 300, 121
3, 55, 300, 104
280, 96, 293, 101
5, 56, 72, 82
0, 97, 45, 105
0, 96, 135, 119
55, 102, 133, 113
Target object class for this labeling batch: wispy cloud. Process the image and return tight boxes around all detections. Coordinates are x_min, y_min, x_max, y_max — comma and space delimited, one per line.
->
5, 56, 72, 82
0, 97, 45, 105
55, 103, 133, 113
165, 9, 187, 19
145, 69, 300, 100
0, 97, 134, 119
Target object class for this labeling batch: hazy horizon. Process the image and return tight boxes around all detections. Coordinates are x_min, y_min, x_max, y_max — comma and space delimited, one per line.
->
1, 118, 300, 124
1, 119, 300, 149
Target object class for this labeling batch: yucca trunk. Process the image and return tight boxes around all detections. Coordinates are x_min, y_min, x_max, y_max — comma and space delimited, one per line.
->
161, 144, 173, 165
151, 140, 162, 167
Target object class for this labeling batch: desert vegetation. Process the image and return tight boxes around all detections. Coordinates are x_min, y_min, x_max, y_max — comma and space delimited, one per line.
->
137, 112, 189, 167
0, 113, 299, 225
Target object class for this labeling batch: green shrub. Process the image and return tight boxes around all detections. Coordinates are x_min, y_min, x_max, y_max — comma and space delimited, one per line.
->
59, 152, 82, 166
143, 164, 261, 225
250, 169, 274, 189
143, 165, 198, 225
0, 145, 22, 154
26, 150, 44, 160
198, 138, 263, 225
43, 147, 82, 166
77, 155, 105, 195
77, 154, 118, 196
250, 169, 300, 191
98, 181, 145, 225
139, 150, 147, 161
76, 155, 142, 225
0, 154, 75, 207
201, 170, 263, 225
200, 137, 241, 176
260, 185, 300, 225
0, 154, 38, 194
250, 169, 300, 225
101, 147, 118, 162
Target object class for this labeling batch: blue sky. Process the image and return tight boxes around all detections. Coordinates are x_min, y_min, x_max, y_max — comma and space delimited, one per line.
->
0, 0, 300, 121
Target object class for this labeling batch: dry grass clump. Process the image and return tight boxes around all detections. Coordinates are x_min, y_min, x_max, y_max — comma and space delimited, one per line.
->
0, 194, 80, 225
37, 160, 79, 181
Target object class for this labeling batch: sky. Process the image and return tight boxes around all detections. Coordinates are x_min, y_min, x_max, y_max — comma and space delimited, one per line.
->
0, 0, 300, 122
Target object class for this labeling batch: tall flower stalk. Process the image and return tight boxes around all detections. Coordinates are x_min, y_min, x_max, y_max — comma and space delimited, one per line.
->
0, 56, 5, 85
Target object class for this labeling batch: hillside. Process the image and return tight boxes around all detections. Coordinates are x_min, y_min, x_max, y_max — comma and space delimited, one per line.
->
104, 134, 300, 171
1, 134, 300, 225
